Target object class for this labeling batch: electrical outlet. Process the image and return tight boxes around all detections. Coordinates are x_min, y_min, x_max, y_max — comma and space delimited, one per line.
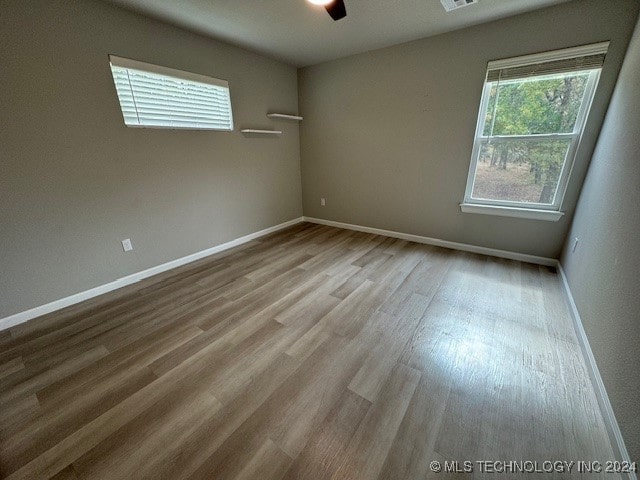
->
122, 238, 133, 252
571, 237, 579, 253
320, 197, 326, 206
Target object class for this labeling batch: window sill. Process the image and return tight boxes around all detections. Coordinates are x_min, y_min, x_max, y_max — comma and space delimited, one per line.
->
460, 203, 564, 222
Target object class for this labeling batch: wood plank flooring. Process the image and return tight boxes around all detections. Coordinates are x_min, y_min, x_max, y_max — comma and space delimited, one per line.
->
0, 223, 616, 479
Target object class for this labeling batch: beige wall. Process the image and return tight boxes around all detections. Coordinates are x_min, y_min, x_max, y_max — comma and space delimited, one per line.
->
0, 0, 302, 318
560, 17, 640, 462
298, 0, 639, 259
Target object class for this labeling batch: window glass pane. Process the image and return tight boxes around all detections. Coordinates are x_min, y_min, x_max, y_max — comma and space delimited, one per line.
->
471, 139, 571, 204
482, 72, 590, 136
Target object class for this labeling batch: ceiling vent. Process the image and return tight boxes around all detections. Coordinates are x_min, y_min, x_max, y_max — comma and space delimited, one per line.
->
440, 0, 478, 12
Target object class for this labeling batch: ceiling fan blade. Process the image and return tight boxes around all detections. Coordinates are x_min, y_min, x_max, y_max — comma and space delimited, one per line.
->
325, 0, 346, 21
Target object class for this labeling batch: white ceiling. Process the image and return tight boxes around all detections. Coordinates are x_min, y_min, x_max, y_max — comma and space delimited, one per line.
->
104, 0, 571, 67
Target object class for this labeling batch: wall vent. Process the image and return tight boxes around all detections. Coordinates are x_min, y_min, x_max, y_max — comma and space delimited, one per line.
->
440, 0, 478, 12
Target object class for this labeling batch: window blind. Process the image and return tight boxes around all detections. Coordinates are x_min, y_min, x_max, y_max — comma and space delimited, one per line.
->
108, 55, 233, 130
486, 42, 608, 82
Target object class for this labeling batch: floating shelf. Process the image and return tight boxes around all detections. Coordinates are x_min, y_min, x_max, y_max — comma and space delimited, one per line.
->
266, 113, 303, 121
240, 129, 282, 135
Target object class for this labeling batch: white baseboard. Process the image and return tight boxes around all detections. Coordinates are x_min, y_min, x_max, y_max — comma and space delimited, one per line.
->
557, 264, 635, 480
302, 216, 557, 266
0, 217, 305, 332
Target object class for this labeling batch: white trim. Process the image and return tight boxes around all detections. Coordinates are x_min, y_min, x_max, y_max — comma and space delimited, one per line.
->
302, 216, 556, 266
0, 217, 304, 332
459, 203, 564, 221
108, 55, 229, 88
487, 41, 610, 70
465, 81, 493, 206
464, 68, 601, 213
557, 263, 636, 480
477, 133, 574, 142
123, 124, 234, 131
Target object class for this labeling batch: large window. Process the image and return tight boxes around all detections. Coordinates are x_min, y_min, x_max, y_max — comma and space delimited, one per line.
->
462, 43, 608, 221
109, 55, 233, 130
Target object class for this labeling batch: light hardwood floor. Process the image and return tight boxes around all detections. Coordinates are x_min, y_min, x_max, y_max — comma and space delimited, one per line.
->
0, 223, 615, 479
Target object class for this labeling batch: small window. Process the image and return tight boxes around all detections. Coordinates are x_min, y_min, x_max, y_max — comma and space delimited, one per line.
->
461, 43, 608, 220
108, 55, 233, 131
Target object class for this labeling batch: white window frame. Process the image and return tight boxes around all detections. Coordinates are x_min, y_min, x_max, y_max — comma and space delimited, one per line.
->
109, 55, 234, 131
461, 42, 608, 221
